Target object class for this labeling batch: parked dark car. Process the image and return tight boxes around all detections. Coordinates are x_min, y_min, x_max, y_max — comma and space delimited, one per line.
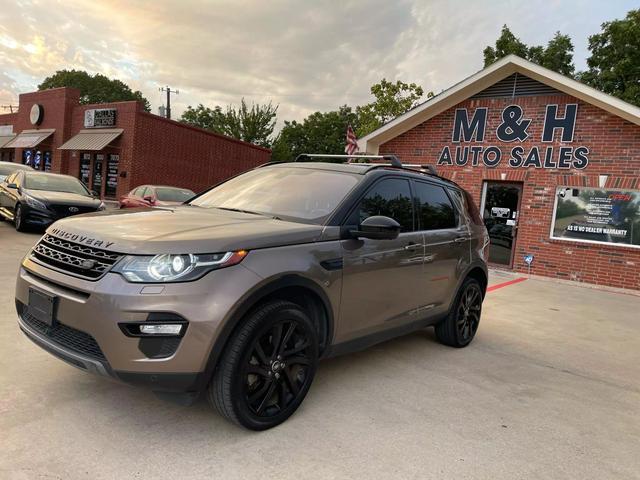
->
0, 171, 105, 231
0, 161, 33, 183
119, 185, 195, 209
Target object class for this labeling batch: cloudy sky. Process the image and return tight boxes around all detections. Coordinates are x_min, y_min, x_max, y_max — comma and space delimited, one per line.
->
0, 0, 636, 126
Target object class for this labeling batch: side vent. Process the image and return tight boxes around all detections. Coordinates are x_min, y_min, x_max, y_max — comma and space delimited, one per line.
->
471, 73, 562, 99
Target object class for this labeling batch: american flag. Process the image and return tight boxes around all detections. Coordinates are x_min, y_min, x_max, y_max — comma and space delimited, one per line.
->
345, 125, 358, 156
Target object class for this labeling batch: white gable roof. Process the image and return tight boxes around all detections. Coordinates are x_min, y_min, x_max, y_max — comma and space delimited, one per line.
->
359, 54, 640, 154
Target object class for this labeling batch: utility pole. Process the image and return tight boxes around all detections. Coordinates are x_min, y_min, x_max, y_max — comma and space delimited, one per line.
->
159, 86, 179, 119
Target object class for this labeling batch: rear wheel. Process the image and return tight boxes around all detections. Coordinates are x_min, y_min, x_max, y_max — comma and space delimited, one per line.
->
435, 278, 483, 348
208, 300, 319, 430
14, 203, 26, 232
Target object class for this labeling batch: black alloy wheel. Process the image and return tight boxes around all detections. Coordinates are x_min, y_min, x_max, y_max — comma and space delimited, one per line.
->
242, 318, 314, 417
14, 203, 25, 232
456, 284, 482, 342
209, 300, 318, 430
435, 278, 483, 348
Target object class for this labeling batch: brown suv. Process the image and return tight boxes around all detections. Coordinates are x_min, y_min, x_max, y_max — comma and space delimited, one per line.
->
15, 155, 489, 430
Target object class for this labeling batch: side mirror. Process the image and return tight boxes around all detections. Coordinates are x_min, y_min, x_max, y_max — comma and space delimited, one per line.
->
350, 215, 401, 240
91, 190, 99, 197
7, 183, 18, 189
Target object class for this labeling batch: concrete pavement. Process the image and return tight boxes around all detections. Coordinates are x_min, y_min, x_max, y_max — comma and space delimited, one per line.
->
1, 221, 639, 479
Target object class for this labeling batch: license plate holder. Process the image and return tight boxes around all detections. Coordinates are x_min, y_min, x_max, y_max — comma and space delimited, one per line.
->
28, 288, 57, 326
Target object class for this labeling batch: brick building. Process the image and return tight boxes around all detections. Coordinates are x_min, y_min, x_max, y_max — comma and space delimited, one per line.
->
0, 87, 270, 199
360, 55, 640, 290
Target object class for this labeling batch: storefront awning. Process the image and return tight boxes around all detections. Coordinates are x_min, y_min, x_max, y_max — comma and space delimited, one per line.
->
58, 129, 123, 151
0, 134, 16, 148
4, 129, 55, 149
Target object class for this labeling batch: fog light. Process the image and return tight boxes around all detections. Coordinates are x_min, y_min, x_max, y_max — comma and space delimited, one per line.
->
139, 324, 183, 335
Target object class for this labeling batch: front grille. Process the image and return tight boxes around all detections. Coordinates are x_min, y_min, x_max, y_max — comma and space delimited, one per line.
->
31, 234, 122, 280
49, 204, 97, 218
21, 308, 106, 361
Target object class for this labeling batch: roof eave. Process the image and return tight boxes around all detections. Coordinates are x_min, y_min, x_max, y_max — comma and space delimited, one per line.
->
359, 54, 640, 154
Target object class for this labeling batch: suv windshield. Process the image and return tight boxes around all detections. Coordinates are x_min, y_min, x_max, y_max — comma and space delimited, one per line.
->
156, 187, 195, 202
190, 166, 360, 224
24, 173, 90, 196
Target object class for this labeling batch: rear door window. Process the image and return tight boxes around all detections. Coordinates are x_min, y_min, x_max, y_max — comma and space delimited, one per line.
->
414, 181, 456, 230
348, 177, 414, 232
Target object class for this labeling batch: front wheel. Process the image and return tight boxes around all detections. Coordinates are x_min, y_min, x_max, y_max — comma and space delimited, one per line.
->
14, 203, 26, 232
208, 300, 319, 430
435, 278, 483, 348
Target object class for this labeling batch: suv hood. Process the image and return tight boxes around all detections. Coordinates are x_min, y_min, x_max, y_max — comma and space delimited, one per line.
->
46, 206, 330, 254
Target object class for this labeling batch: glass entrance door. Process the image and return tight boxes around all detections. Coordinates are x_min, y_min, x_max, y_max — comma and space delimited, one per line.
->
481, 182, 522, 267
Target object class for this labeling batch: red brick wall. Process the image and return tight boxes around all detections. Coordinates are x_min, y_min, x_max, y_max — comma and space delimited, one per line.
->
0, 87, 81, 173
380, 94, 640, 290
129, 113, 270, 194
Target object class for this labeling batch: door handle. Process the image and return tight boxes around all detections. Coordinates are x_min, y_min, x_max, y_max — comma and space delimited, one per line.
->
453, 236, 469, 243
404, 243, 421, 251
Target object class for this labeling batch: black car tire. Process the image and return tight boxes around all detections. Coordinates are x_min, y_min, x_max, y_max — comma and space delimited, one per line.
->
435, 277, 483, 348
14, 203, 26, 232
208, 300, 319, 430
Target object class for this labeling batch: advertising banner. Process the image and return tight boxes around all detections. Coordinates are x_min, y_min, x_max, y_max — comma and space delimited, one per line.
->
551, 187, 640, 247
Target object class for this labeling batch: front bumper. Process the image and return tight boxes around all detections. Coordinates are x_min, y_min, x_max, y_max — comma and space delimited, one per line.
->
15, 255, 263, 392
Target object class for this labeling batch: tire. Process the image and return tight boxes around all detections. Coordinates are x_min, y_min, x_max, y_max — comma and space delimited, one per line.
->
14, 203, 26, 232
435, 277, 483, 348
208, 300, 319, 430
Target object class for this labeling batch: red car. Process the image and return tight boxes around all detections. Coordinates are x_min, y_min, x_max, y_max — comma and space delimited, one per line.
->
119, 185, 195, 209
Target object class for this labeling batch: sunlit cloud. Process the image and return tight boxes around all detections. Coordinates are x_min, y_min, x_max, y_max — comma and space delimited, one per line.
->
0, 0, 636, 125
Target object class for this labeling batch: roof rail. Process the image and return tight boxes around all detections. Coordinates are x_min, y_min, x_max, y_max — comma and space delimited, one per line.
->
295, 153, 402, 168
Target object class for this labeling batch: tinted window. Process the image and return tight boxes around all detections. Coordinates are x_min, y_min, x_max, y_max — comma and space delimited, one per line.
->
156, 187, 195, 202
447, 187, 464, 225
24, 173, 90, 196
349, 178, 414, 232
191, 166, 360, 224
414, 182, 456, 230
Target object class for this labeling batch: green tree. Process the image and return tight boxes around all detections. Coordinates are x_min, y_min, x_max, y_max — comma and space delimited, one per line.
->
483, 26, 575, 76
483, 25, 529, 66
180, 98, 277, 147
356, 79, 429, 137
38, 70, 151, 111
530, 32, 575, 77
271, 105, 358, 162
578, 9, 640, 107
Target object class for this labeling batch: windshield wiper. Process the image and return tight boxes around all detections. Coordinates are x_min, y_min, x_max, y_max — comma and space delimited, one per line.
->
215, 207, 282, 221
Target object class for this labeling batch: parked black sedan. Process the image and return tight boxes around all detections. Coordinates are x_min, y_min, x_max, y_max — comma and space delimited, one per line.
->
0, 171, 105, 231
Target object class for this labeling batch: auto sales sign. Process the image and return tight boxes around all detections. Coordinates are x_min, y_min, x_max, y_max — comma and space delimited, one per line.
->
437, 104, 589, 169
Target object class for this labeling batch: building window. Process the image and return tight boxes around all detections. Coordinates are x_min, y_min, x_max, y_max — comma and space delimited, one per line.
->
105, 154, 119, 197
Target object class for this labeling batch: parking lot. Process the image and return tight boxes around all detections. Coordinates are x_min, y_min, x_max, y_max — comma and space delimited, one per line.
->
1, 221, 639, 480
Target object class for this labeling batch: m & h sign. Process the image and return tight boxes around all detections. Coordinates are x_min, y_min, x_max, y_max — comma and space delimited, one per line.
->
437, 104, 589, 169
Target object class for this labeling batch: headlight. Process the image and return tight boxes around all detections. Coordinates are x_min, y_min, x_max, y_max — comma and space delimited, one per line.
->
24, 194, 47, 210
113, 250, 248, 283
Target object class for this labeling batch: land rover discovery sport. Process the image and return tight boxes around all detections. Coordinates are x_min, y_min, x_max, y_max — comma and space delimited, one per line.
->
15, 154, 489, 430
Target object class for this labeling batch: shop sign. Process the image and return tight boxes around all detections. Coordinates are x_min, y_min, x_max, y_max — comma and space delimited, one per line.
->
438, 104, 589, 169
84, 108, 117, 128
551, 187, 640, 248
